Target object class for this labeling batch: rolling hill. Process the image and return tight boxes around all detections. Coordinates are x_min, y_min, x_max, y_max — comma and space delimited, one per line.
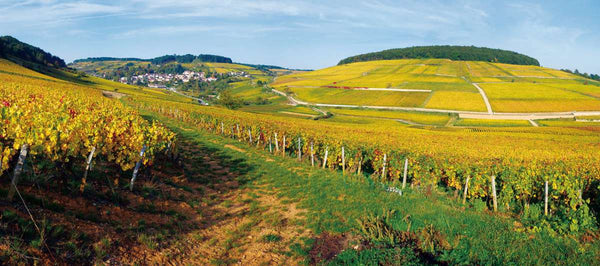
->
272, 58, 600, 114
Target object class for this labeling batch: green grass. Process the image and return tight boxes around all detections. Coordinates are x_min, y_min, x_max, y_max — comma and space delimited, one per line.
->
145, 110, 600, 265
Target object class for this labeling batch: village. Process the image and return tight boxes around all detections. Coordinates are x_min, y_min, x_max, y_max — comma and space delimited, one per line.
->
118, 70, 217, 85
117, 70, 251, 88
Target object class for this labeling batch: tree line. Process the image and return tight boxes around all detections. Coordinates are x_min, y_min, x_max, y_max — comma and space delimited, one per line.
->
561, 69, 600, 82
74, 54, 232, 65
0, 36, 66, 68
338, 45, 540, 66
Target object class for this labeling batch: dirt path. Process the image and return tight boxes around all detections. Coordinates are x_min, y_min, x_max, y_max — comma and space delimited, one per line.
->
117, 136, 310, 265
528, 120, 539, 127
471, 83, 493, 114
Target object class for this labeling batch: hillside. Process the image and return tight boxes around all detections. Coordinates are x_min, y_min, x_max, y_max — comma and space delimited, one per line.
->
339, 45, 540, 66
273, 58, 600, 113
0, 36, 66, 69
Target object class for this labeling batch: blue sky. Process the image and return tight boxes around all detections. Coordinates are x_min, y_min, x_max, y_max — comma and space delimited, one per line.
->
1, 0, 598, 73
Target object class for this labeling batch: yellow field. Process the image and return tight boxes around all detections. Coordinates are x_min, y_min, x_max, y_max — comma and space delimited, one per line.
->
290, 87, 429, 107
466, 61, 510, 77
455, 118, 532, 127
425, 91, 487, 111
203, 62, 253, 74
0, 59, 62, 81
272, 59, 599, 113
326, 108, 451, 125
480, 83, 600, 112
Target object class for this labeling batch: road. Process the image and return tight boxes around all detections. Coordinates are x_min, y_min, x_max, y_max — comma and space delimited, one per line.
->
271, 88, 600, 121
472, 83, 493, 114
168, 87, 208, 105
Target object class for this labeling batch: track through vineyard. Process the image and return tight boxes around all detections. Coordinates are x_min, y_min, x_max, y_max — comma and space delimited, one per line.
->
114, 121, 310, 265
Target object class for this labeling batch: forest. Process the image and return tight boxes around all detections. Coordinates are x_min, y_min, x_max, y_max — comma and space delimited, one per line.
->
338, 45, 540, 66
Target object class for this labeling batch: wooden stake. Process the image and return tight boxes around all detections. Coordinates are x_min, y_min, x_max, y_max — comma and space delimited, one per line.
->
221, 122, 224, 134
282, 136, 286, 156
269, 137, 273, 153
129, 145, 147, 191
310, 142, 314, 167
544, 180, 549, 216
248, 129, 252, 143
381, 153, 387, 179
402, 158, 408, 189
274, 133, 279, 151
7, 144, 29, 201
341, 146, 345, 174
462, 176, 470, 204
297, 137, 301, 160
322, 147, 329, 168
491, 176, 497, 212
236, 124, 240, 140
357, 157, 362, 176
80, 147, 96, 193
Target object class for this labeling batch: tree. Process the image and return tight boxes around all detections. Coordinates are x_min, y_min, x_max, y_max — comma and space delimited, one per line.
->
219, 90, 242, 109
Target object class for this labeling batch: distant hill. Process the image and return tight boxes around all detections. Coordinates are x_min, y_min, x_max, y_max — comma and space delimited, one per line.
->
73, 54, 232, 65
338, 45, 540, 66
0, 35, 66, 68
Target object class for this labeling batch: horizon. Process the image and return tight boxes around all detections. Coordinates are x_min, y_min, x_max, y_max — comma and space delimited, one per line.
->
1, 0, 599, 74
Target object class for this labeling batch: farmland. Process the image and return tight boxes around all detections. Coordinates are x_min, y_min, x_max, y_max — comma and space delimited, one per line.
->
272, 58, 600, 114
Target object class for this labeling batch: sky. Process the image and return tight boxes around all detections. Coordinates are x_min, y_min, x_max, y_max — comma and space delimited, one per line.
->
0, 0, 598, 73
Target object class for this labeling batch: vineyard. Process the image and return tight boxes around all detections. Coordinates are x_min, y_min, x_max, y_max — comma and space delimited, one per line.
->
0, 69, 175, 196
273, 59, 600, 113
131, 96, 600, 233
3, 33, 600, 264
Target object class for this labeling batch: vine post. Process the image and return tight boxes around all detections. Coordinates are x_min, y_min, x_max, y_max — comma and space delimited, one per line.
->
322, 147, 329, 169
7, 144, 29, 201
462, 176, 470, 204
80, 147, 96, 193
297, 137, 302, 161
282, 136, 286, 156
544, 180, 549, 216
402, 158, 408, 189
381, 153, 387, 179
274, 133, 279, 152
129, 145, 147, 192
491, 176, 497, 212
341, 146, 345, 174
310, 142, 314, 167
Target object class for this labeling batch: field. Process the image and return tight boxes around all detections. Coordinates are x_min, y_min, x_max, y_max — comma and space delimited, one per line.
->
289, 86, 430, 107
325, 108, 452, 125
480, 82, 600, 112
455, 118, 532, 127
271, 59, 600, 113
